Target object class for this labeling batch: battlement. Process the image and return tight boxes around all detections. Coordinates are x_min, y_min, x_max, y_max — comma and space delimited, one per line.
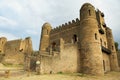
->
51, 18, 80, 34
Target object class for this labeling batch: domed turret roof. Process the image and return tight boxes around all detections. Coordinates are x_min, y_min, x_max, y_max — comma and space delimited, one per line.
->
81, 3, 94, 9
42, 22, 52, 29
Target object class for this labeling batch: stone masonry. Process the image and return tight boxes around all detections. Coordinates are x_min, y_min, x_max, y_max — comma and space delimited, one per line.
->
0, 2, 119, 76
39, 3, 119, 76
0, 37, 33, 66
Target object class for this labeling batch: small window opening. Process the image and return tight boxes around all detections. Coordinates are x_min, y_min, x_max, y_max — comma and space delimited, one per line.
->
88, 10, 91, 16
52, 42, 56, 51
104, 42, 106, 47
100, 39, 102, 46
73, 34, 77, 43
112, 46, 114, 50
95, 33, 97, 40
47, 30, 49, 35
103, 60, 105, 71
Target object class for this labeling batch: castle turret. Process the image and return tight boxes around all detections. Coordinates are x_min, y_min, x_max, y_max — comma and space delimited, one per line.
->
106, 28, 119, 71
39, 22, 52, 51
79, 3, 104, 75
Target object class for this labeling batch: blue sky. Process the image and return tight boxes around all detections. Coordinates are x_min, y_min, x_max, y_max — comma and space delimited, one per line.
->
0, 0, 120, 50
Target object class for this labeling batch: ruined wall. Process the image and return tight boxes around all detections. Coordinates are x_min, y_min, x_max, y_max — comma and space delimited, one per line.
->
0, 37, 7, 54
3, 39, 24, 64
2, 37, 33, 65
40, 43, 79, 74
20, 37, 33, 54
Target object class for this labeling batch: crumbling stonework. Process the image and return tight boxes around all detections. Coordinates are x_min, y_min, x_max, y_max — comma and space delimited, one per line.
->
39, 3, 119, 75
0, 37, 33, 66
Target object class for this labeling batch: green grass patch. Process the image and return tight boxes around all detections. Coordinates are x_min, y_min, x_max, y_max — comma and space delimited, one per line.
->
57, 71, 63, 74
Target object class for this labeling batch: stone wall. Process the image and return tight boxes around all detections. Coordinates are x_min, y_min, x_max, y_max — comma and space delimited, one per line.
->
40, 43, 79, 74
38, 3, 119, 75
50, 19, 80, 44
102, 52, 110, 72
3, 39, 24, 64
1, 37, 33, 65
0, 37, 7, 54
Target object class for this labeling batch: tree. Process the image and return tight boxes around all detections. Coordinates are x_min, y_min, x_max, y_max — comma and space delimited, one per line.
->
114, 42, 119, 51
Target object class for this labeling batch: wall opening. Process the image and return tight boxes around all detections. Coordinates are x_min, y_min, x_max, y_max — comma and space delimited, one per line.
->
52, 42, 56, 51
73, 34, 78, 43
112, 46, 114, 50
88, 10, 91, 16
100, 39, 102, 46
95, 33, 97, 40
103, 60, 105, 71
46, 29, 49, 35
104, 42, 106, 47
2, 41, 3, 44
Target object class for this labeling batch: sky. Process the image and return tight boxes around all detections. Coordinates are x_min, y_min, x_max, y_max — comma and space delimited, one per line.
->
0, 0, 120, 50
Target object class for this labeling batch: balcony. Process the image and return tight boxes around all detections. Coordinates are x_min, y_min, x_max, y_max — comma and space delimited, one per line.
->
101, 46, 111, 54
102, 23, 106, 27
99, 28, 104, 34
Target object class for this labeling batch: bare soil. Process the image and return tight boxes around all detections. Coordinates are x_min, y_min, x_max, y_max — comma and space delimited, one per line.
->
0, 71, 120, 80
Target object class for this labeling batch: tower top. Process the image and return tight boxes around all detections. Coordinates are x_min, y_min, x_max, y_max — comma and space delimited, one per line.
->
80, 3, 96, 20
42, 22, 52, 30
81, 3, 94, 9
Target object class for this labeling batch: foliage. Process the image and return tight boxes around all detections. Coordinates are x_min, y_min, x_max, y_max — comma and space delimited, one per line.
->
114, 42, 119, 51
57, 71, 63, 74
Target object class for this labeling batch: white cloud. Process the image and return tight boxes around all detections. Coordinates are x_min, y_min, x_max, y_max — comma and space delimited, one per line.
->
0, 16, 17, 26
0, 0, 23, 14
0, 32, 18, 40
26, 30, 38, 35
0, 0, 120, 49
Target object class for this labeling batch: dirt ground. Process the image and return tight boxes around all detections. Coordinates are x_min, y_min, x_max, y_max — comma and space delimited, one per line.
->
0, 71, 120, 80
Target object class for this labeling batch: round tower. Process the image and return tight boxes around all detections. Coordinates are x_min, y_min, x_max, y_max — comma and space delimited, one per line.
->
39, 22, 52, 51
78, 3, 104, 75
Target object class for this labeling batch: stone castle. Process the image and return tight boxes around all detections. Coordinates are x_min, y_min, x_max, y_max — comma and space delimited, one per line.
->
39, 3, 119, 75
0, 3, 119, 76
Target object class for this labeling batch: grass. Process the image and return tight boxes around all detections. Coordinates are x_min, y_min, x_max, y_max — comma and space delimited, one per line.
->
57, 71, 63, 74
2, 63, 23, 67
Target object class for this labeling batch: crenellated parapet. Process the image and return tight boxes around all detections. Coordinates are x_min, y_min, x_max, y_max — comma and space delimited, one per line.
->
51, 18, 80, 34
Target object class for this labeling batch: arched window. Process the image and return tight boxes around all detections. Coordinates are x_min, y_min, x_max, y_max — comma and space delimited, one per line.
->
95, 33, 97, 40
73, 34, 78, 43
88, 10, 91, 16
